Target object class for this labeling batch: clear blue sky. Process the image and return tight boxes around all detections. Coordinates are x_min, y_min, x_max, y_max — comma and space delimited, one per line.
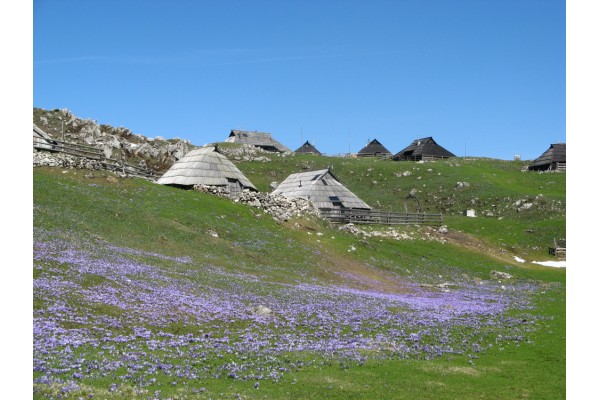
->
33, 0, 565, 160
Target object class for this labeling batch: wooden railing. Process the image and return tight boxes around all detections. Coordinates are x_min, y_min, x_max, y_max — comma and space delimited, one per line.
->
356, 153, 392, 160
33, 136, 160, 179
555, 162, 566, 172
393, 155, 451, 162
319, 208, 443, 226
548, 245, 566, 258
34, 137, 104, 158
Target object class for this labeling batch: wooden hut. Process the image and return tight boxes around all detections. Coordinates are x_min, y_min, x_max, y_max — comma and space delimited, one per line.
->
294, 141, 321, 155
272, 168, 370, 211
226, 129, 291, 153
33, 124, 57, 151
157, 146, 257, 197
392, 137, 455, 161
357, 139, 392, 157
527, 143, 566, 171
548, 238, 566, 259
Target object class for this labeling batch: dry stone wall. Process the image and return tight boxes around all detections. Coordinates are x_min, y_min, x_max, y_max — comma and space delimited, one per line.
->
193, 185, 319, 222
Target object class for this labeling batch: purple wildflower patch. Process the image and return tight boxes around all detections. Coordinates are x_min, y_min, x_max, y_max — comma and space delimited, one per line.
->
33, 228, 546, 393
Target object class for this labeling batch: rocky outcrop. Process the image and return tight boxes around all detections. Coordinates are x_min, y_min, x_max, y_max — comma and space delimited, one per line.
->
33, 108, 192, 173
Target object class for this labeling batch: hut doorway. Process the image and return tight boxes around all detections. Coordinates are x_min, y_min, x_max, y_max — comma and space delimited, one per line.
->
227, 178, 243, 198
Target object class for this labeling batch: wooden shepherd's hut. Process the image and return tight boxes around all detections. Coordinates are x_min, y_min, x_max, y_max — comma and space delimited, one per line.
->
272, 168, 370, 211
527, 143, 566, 171
157, 146, 257, 197
294, 141, 321, 155
226, 129, 291, 153
392, 137, 455, 161
357, 139, 392, 157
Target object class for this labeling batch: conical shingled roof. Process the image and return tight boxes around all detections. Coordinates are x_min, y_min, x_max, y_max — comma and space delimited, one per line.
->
294, 141, 321, 155
272, 169, 370, 210
357, 139, 392, 157
157, 146, 257, 190
393, 137, 455, 160
528, 143, 566, 171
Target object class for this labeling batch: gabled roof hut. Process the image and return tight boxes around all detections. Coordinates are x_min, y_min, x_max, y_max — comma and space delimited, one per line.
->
33, 124, 57, 151
392, 137, 455, 161
157, 146, 257, 197
527, 143, 566, 171
294, 141, 321, 155
272, 168, 371, 210
357, 139, 392, 157
226, 129, 291, 153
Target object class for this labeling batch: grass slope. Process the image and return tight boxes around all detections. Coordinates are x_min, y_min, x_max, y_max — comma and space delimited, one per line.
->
33, 161, 565, 400
234, 152, 565, 261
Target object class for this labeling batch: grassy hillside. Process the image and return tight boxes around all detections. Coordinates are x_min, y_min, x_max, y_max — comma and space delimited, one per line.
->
32, 158, 565, 399
233, 150, 565, 261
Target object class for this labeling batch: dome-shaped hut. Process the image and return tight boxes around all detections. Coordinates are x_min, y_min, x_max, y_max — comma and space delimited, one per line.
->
157, 146, 257, 197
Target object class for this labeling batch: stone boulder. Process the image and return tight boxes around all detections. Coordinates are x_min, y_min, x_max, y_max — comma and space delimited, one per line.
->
252, 305, 272, 317
490, 270, 513, 280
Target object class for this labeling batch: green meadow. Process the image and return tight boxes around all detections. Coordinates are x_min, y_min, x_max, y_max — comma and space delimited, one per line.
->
33, 153, 565, 399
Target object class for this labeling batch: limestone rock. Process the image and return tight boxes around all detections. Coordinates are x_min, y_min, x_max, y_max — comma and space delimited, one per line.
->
490, 270, 513, 280
252, 305, 272, 317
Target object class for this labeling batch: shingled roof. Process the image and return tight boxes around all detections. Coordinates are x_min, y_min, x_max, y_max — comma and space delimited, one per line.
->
392, 137, 455, 161
226, 129, 291, 153
157, 146, 257, 195
357, 139, 392, 157
527, 143, 566, 171
294, 141, 321, 155
272, 168, 370, 210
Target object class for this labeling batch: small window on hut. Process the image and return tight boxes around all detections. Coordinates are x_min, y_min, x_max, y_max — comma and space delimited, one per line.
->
311, 174, 320, 181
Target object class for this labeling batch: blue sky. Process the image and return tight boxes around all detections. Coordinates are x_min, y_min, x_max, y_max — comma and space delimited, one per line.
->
33, 0, 565, 160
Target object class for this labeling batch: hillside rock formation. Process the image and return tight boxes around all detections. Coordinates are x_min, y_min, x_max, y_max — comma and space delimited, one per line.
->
33, 108, 193, 173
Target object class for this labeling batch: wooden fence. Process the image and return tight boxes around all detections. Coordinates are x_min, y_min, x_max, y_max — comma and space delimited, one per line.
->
356, 153, 393, 160
394, 155, 452, 162
33, 136, 159, 179
319, 208, 443, 226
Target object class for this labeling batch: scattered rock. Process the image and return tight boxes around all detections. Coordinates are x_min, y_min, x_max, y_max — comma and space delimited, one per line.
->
490, 270, 513, 280
207, 229, 219, 238
252, 305, 272, 317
